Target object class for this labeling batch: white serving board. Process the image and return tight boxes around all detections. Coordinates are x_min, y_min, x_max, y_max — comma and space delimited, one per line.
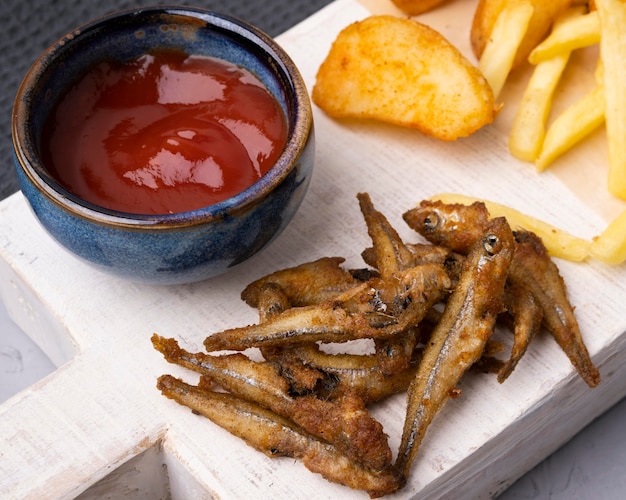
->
2, 0, 626, 498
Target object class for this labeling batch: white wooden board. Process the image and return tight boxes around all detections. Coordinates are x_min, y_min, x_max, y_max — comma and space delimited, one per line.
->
2, 1, 626, 498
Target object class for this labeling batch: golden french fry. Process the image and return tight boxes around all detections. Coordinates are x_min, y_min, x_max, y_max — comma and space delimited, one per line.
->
509, 51, 570, 161
429, 192, 592, 261
312, 15, 497, 141
535, 85, 605, 170
591, 207, 626, 265
478, 1, 534, 98
528, 9, 600, 64
595, 0, 626, 200
472, 0, 572, 70
594, 56, 603, 85
471, 0, 508, 59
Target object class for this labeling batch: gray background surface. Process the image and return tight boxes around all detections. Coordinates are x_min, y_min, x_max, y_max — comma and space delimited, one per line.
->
1, 1, 625, 498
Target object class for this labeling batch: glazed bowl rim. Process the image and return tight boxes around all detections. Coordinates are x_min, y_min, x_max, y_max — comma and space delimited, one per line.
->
12, 5, 313, 230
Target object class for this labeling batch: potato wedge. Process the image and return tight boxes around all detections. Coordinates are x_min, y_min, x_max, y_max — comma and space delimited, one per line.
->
391, 0, 449, 15
528, 9, 600, 64
472, 0, 573, 70
428, 192, 592, 261
591, 207, 626, 265
312, 15, 497, 141
595, 0, 626, 200
471, 0, 507, 59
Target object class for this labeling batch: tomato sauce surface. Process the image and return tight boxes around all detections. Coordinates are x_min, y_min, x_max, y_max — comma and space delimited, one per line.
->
41, 50, 288, 214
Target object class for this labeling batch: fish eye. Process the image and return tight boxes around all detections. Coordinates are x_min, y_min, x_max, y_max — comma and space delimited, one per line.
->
483, 233, 500, 255
423, 212, 440, 231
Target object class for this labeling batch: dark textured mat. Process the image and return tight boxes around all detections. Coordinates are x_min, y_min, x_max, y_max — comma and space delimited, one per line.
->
0, 0, 333, 201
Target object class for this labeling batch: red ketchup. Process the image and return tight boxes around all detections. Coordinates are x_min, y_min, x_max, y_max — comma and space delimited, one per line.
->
41, 50, 288, 214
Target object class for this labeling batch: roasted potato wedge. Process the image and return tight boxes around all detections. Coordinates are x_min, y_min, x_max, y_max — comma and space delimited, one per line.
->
391, 0, 450, 15
312, 15, 497, 141
471, 0, 506, 59
471, 0, 572, 70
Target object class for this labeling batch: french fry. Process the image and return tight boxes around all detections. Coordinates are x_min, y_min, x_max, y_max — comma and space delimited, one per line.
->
429, 192, 592, 261
535, 84, 605, 170
472, 0, 572, 70
478, 1, 534, 99
590, 207, 626, 265
528, 9, 600, 64
509, 7, 589, 162
508, 51, 570, 161
471, 0, 508, 60
595, 0, 626, 200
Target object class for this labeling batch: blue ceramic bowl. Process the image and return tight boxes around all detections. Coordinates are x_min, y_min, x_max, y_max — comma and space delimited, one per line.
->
12, 6, 314, 285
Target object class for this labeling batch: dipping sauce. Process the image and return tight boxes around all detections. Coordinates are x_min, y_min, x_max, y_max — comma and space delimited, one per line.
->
41, 50, 288, 214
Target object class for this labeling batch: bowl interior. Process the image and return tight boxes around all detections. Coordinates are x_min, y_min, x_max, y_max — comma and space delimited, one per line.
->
15, 7, 304, 221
